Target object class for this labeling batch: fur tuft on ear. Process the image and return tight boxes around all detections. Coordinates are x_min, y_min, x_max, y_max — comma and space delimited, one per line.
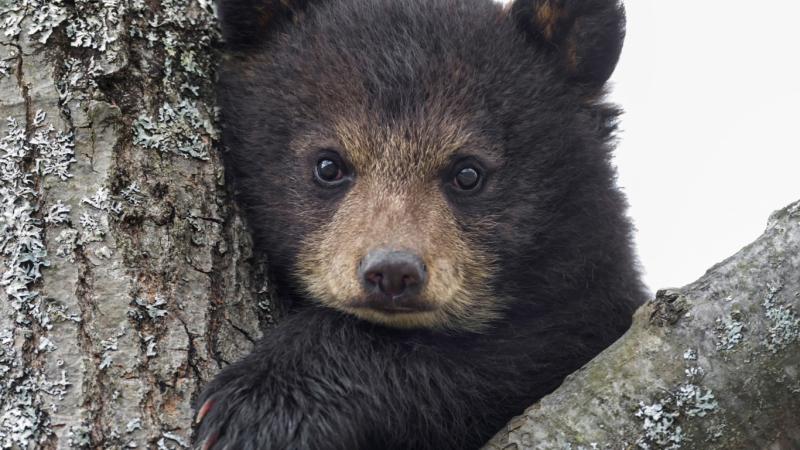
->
510, 0, 625, 87
218, 0, 314, 51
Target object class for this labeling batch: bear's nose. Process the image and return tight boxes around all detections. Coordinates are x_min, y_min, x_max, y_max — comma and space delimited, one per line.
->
359, 249, 427, 299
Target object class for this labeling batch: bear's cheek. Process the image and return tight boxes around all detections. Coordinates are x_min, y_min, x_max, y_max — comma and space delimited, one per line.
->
292, 181, 502, 330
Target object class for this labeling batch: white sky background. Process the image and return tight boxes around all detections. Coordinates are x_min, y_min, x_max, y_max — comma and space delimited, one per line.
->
609, 0, 800, 291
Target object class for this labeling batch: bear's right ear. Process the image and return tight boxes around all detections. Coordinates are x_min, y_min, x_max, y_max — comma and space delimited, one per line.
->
218, 0, 316, 51
509, 0, 626, 88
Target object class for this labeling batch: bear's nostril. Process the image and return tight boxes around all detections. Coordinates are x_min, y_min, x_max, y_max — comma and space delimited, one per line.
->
365, 272, 382, 287
358, 249, 427, 300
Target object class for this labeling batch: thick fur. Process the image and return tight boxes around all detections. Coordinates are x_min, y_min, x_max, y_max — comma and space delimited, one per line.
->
196, 308, 584, 449
510, 0, 626, 85
197, 0, 647, 448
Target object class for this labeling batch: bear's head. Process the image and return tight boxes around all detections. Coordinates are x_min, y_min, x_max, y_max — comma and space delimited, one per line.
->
218, 0, 640, 333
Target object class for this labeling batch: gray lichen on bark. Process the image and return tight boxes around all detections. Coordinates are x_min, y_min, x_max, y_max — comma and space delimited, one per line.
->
0, 1, 273, 448
483, 200, 800, 450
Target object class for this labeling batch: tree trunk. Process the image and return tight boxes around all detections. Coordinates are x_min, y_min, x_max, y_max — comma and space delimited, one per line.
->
483, 200, 800, 450
0, 2, 274, 448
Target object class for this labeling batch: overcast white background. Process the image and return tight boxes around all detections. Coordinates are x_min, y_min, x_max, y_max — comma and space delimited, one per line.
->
599, 0, 800, 291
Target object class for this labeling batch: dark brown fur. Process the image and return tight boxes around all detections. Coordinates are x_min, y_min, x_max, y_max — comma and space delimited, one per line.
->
195, 0, 647, 448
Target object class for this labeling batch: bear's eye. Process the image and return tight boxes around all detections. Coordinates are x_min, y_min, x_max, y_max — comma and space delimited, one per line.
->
316, 159, 341, 180
454, 166, 481, 190
314, 155, 347, 186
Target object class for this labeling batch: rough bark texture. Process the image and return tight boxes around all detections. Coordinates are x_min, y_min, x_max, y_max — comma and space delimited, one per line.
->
0, 2, 274, 449
484, 200, 800, 450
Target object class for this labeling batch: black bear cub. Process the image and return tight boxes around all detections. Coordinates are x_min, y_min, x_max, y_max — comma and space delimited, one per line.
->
196, 0, 646, 448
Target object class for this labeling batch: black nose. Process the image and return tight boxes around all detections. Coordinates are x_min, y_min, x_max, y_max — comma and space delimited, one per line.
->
359, 249, 427, 299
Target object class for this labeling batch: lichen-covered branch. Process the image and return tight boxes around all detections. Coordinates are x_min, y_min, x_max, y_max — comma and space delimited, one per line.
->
0, 2, 273, 448
484, 200, 800, 450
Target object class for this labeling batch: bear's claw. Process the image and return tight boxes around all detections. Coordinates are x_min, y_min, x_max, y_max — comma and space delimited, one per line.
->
196, 398, 214, 425
200, 432, 218, 450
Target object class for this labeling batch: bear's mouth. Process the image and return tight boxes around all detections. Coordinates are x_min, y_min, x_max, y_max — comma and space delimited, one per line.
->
347, 294, 438, 315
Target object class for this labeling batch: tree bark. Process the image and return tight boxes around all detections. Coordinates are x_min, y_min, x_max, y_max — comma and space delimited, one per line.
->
0, 2, 274, 449
484, 200, 800, 450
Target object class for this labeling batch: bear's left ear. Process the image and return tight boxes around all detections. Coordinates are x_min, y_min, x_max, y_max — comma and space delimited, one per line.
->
218, 0, 317, 52
509, 0, 625, 87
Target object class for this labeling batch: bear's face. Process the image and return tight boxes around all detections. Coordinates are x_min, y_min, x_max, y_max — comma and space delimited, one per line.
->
219, 0, 628, 331
294, 110, 501, 330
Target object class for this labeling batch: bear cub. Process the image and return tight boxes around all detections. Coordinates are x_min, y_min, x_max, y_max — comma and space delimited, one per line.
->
195, 0, 647, 448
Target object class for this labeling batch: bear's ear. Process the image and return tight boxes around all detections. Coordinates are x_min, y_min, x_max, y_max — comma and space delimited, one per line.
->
509, 0, 625, 87
218, 0, 316, 51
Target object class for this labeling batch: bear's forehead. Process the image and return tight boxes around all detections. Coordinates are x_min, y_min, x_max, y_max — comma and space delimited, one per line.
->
335, 111, 502, 177
261, 0, 536, 111
261, 0, 529, 174
240, 0, 564, 177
